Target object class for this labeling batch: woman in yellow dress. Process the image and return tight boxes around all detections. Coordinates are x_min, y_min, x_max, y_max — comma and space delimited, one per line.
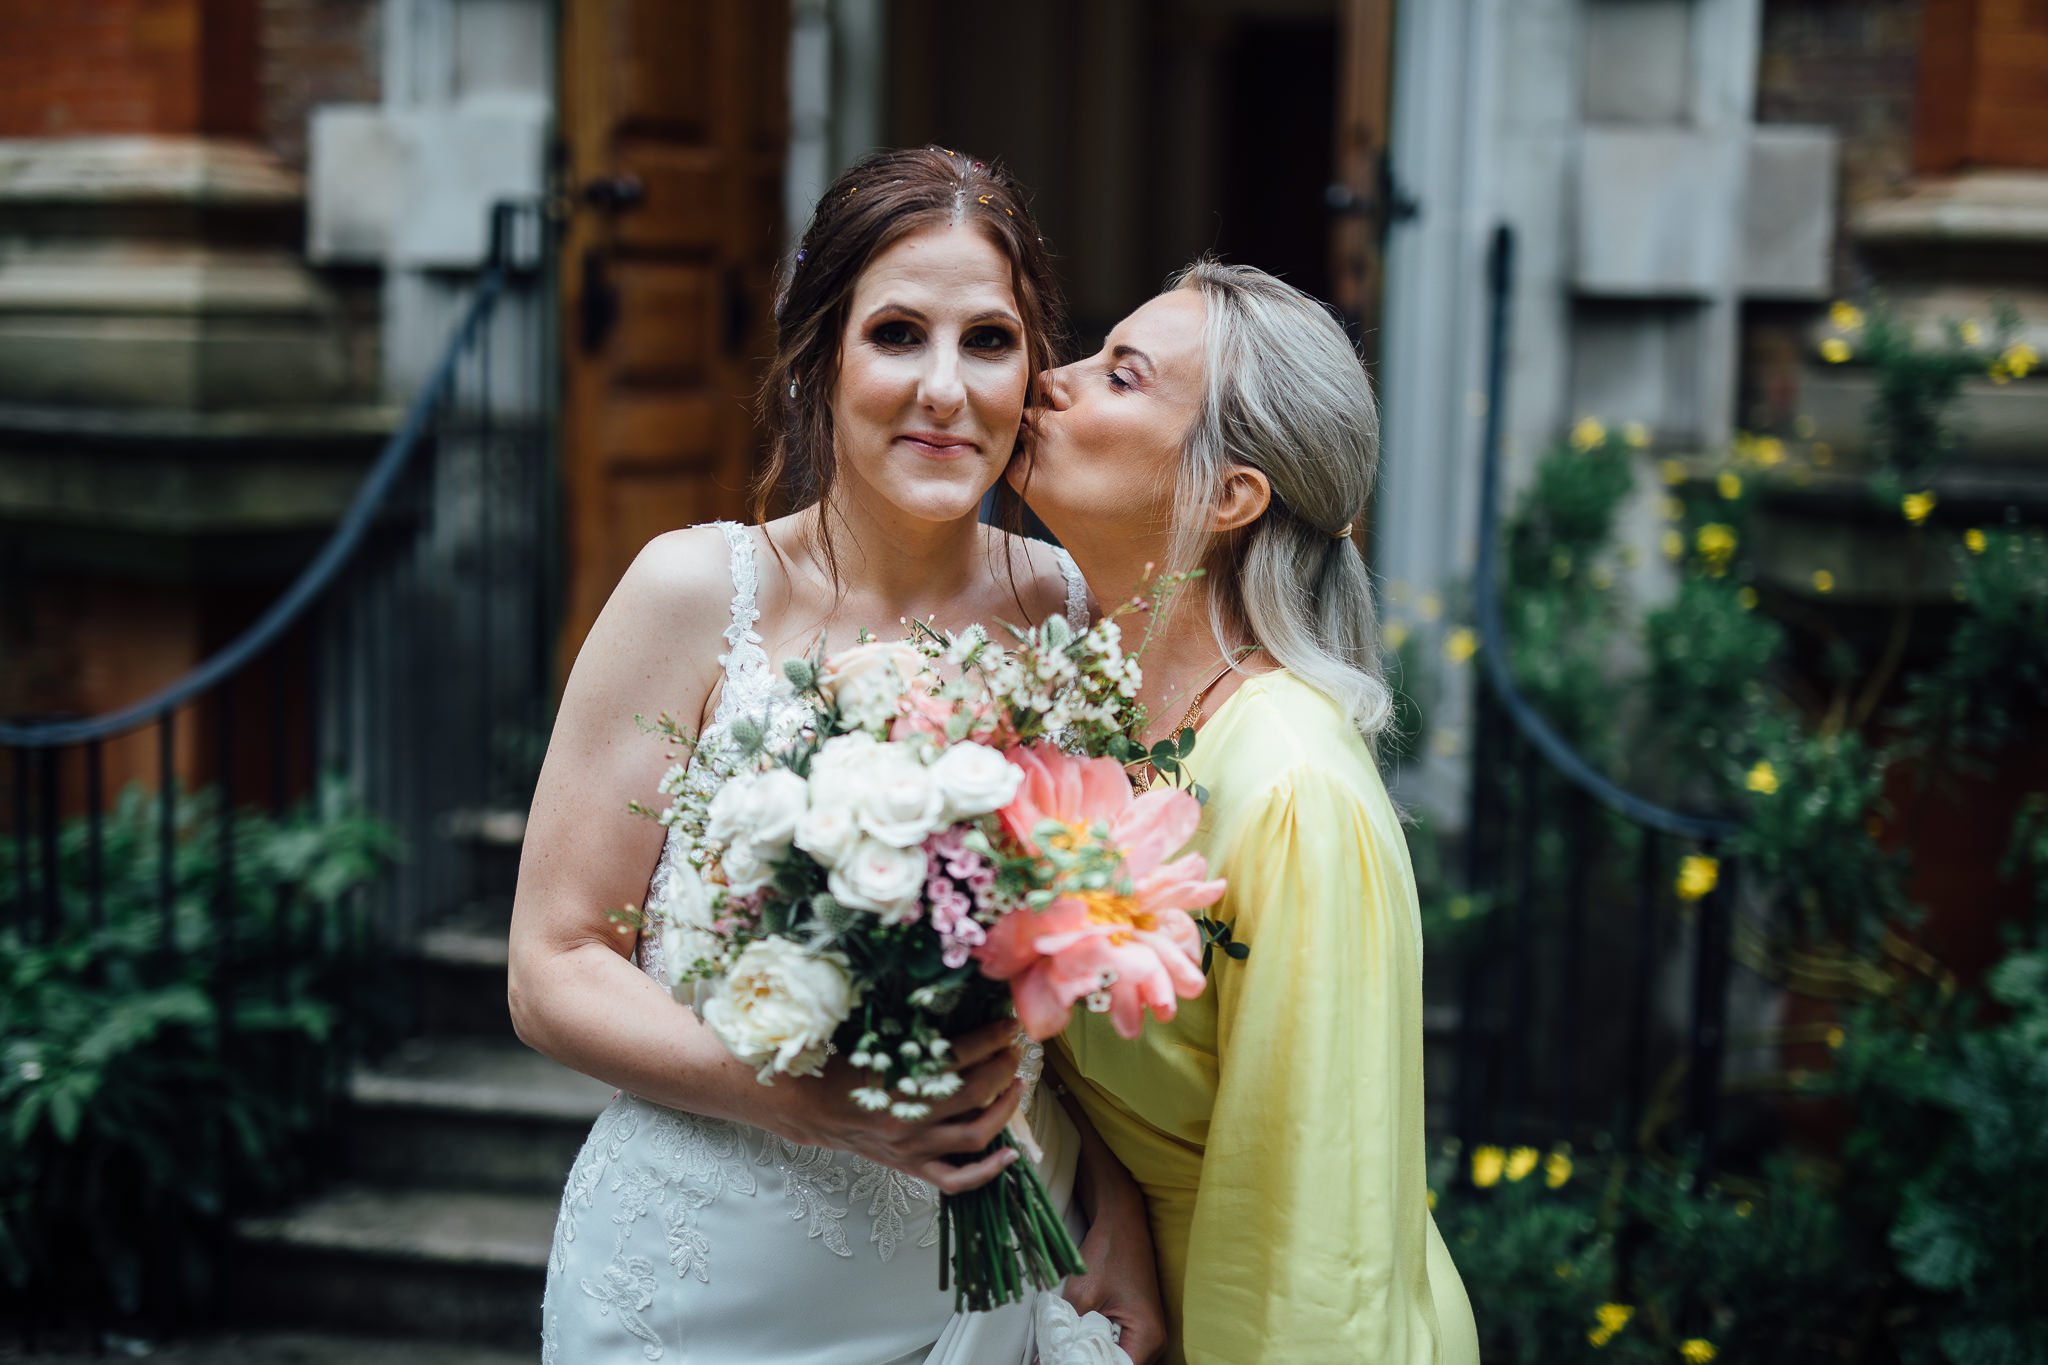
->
1010, 261, 1481, 1365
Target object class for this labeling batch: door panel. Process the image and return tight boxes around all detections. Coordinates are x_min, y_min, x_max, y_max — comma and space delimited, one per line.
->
558, 0, 787, 672
1331, 0, 1397, 364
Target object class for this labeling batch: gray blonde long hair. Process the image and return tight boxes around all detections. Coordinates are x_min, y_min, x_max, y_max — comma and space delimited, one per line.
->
1165, 259, 1393, 738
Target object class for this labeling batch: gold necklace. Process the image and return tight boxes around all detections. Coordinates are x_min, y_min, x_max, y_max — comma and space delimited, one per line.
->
1129, 655, 1244, 793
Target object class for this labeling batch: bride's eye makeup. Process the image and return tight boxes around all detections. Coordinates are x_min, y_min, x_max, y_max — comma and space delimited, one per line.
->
1106, 367, 1135, 391
963, 324, 1019, 354
870, 319, 921, 348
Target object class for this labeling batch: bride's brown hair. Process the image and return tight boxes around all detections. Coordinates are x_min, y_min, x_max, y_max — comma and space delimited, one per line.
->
754, 146, 1066, 580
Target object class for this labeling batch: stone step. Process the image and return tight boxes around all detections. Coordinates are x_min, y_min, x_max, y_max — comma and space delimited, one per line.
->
410, 901, 518, 1040
232, 1186, 555, 1348
0, 1330, 534, 1364
441, 807, 527, 907
348, 1036, 612, 1195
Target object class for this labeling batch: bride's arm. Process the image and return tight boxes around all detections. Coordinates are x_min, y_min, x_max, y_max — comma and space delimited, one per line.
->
1054, 1082, 1167, 1364
507, 530, 1023, 1194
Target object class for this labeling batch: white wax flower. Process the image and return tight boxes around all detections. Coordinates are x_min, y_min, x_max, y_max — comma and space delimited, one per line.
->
927, 741, 1025, 821
701, 939, 855, 1082
826, 837, 928, 923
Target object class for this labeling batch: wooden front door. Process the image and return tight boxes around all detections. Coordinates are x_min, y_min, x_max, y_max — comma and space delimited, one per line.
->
557, 0, 787, 670
1329, 0, 1401, 371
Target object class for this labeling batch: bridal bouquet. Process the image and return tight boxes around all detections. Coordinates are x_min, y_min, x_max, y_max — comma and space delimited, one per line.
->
634, 608, 1225, 1312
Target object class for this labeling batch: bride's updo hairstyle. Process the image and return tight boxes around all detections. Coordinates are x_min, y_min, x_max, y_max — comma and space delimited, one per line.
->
1167, 260, 1393, 738
754, 146, 1065, 563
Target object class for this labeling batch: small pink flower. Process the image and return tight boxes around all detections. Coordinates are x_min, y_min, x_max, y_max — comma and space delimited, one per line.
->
977, 744, 1225, 1040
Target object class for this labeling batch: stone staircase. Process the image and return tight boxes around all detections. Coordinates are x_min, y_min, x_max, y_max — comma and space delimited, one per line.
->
228, 846, 613, 1358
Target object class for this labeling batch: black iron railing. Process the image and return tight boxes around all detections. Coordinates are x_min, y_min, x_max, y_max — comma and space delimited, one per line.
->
1451, 225, 1743, 1175
1, 201, 558, 1324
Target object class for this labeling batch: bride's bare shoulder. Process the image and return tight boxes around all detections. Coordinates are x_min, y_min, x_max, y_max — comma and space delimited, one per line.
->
985, 528, 1087, 627
563, 525, 740, 709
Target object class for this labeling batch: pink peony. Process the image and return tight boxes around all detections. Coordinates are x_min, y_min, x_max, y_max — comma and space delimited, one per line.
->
976, 744, 1225, 1040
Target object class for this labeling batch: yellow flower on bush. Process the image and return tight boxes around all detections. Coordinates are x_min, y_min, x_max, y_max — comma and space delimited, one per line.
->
1735, 1199, 1754, 1218
1959, 320, 1984, 346
1813, 569, 1836, 593
1662, 529, 1686, 561
1660, 458, 1689, 486
1737, 586, 1759, 611
1545, 1150, 1574, 1188
1717, 471, 1743, 500
1695, 523, 1738, 575
1680, 1339, 1719, 1363
1472, 1146, 1506, 1188
1427, 1187, 1437, 1211
1444, 628, 1479, 665
1625, 421, 1652, 449
1754, 435, 1787, 467
1965, 527, 1987, 554
1829, 301, 1864, 332
1821, 337, 1852, 364
1901, 490, 1936, 524
1554, 1261, 1577, 1280
1826, 1025, 1846, 1049
1676, 854, 1720, 902
1420, 592, 1444, 621
1384, 619, 1411, 652
1506, 1147, 1540, 1182
1571, 416, 1609, 450
1999, 341, 2038, 379
1589, 1303, 1635, 1348
1746, 760, 1779, 795
1661, 495, 1686, 522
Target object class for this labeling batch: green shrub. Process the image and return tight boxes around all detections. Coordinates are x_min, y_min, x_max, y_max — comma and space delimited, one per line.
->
0, 778, 398, 1326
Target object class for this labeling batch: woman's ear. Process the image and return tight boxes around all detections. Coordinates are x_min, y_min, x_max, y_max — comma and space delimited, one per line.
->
1210, 464, 1272, 535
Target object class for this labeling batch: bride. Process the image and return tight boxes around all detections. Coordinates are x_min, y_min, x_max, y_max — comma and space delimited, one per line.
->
507, 147, 1162, 1364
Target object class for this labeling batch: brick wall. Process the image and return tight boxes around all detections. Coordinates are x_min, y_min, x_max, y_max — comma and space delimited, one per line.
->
259, 0, 380, 172
0, 0, 376, 171
0, 0, 211, 136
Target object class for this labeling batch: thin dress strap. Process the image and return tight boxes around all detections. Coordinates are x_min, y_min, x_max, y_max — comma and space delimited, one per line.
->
1052, 546, 1090, 629
710, 521, 768, 702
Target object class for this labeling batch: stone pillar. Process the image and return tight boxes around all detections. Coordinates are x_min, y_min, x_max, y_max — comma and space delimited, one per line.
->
0, 2, 388, 799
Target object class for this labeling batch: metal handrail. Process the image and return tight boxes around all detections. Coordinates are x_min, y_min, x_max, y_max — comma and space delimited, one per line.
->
0, 264, 510, 750
1470, 224, 1740, 843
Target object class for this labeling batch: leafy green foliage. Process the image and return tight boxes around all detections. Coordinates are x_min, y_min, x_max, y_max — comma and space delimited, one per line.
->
0, 779, 397, 1328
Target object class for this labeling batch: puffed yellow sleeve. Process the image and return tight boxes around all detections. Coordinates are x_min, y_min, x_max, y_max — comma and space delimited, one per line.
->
1179, 763, 1447, 1364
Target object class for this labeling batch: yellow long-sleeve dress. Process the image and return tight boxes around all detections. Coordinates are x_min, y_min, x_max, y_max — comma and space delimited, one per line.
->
1055, 671, 1479, 1365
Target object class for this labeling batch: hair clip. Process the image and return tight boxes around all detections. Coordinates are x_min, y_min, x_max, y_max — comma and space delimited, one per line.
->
977, 194, 991, 206
1335, 522, 1355, 539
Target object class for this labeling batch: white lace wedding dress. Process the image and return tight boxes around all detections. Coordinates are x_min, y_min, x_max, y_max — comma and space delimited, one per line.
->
542, 522, 1126, 1365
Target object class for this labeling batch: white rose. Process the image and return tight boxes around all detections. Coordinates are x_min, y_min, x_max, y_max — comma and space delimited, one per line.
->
657, 863, 725, 1012
704, 773, 756, 845
826, 838, 928, 924
794, 794, 863, 868
809, 731, 881, 782
719, 838, 773, 894
701, 939, 856, 1081
740, 768, 809, 850
817, 642, 925, 705
927, 742, 1025, 821
853, 746, 947, 848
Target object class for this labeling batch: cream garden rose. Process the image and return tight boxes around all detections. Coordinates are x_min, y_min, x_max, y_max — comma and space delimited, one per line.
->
705, 768, 808, 851
701, 938, 856, 1081
852, 744, 947, 847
